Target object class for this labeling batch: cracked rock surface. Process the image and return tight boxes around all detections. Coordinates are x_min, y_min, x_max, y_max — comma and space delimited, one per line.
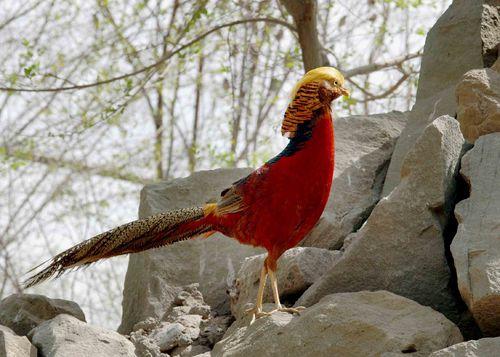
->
214, 291, 463, 357
451, 133, 500, 336
130, 284, 232, 357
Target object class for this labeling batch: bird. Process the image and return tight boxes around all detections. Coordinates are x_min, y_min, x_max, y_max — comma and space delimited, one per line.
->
24, 67, 349, 321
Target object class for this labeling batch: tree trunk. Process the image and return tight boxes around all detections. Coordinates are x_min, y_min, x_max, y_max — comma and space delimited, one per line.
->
153, 86, 164, 179
280, 0, 329, 71
189, 51, 204, 172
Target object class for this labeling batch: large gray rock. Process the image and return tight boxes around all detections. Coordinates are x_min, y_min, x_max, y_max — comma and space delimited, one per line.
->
0, 326, 36, 357
301, 111, 407, 249
230, 247, 341, 319
28, 314, 135, 357
171, 344, 211, 357
0, 294, 86, 336
297, 116, 465, 322
430, 337, 500, 356
119, 168, 263, 334
481, 3, 500, 66
493, 56, 500, 72
383, 0, 498, 195
213, 291, 463, 357
456, 67, 500, 143
451, 133, 500, 335
0, 326, 15, 335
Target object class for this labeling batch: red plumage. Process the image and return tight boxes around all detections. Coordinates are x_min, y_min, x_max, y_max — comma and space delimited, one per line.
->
210, 108, 334, 268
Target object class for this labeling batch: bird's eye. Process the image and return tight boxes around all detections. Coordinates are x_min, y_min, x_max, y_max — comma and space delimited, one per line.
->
333, 81, 338, 86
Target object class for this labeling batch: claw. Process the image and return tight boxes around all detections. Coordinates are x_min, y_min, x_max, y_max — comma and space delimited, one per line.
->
244, 305, 258, 315
256, 311, 272, 318
270, 305, 306, 316
244, 305, 271, 324
244, 306, 270, 317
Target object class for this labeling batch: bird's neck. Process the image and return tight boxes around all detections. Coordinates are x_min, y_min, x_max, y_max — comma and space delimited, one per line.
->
299, 108, 335, 167
269, 107, 334, 165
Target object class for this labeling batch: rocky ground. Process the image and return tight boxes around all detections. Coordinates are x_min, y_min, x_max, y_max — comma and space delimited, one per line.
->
1, 1, 499, 356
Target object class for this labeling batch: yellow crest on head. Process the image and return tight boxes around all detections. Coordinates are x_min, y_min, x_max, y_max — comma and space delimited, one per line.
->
290, 67, 345, 99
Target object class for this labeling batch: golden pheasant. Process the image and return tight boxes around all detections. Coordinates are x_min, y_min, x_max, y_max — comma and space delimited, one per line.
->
25, 67, 349, 320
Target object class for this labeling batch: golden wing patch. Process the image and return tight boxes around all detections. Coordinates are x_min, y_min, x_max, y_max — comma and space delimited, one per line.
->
216, 176, 249, 215
217, 188, 244, 214
281, 81, 324, 138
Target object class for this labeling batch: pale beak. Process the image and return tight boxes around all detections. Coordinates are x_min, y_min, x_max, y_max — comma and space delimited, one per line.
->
339, 86, 350, 97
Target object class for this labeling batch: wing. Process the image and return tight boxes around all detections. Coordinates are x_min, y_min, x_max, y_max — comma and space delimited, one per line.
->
216, 175, 250, 215
215, 166, 270, 215
281, 81, 324, 138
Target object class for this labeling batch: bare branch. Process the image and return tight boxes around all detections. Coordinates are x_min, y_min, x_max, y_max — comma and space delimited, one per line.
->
0, 17, 295, 93
344, 51, 422, 78
0, 0, 46, 31
348, 71, 410, 102
2, 149, 150, 184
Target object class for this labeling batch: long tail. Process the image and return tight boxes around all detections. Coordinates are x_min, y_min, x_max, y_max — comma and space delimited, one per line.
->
24, 205, 215, 288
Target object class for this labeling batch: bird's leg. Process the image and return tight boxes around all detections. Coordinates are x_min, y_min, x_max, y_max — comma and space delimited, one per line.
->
254, 264, 267, 314
268, 268, 283, 309
244, 264, 271, 323
268, 268, 306, 315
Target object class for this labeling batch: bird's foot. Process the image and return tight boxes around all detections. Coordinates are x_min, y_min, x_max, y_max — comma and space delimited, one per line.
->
270, 305, 306, 315
244, 306, 271, 318
244, 306, 271, 324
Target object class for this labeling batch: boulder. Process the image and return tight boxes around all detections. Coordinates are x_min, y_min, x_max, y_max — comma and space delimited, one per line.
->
129, 318, 166, 357
166, 284, 211, 320
481, 4, 500, 66
493, 56, 500, 72
301, 111, 407, 249
383, 0, 498, 195
171, 344, 211, 356
213, 291, 463, 357
0, 294, 86, 336
456, 67, 500, 143
0, 326, 37, 357
198, 315, 233, 347
28, 314, 135, 357
119, 169, 264, 334
451, 133, 500, 335
149, 316, 202, 351
297, 116, 465, 322
230, 247, 341, 319
130, 284, 232, 356
430, 337, 500, 357
0, 326, 15, 334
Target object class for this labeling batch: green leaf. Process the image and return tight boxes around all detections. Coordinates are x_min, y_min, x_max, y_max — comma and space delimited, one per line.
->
8, 73, 18, 85
10, 160, 28, 170
125, 78, 133, 92
81, 112, 94, 128
416, 27, 426, 36
23, 63, 39, 79
99, 200, 110, 208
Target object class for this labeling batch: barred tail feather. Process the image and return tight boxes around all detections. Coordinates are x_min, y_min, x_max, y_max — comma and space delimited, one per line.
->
24, 206, 212, 288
